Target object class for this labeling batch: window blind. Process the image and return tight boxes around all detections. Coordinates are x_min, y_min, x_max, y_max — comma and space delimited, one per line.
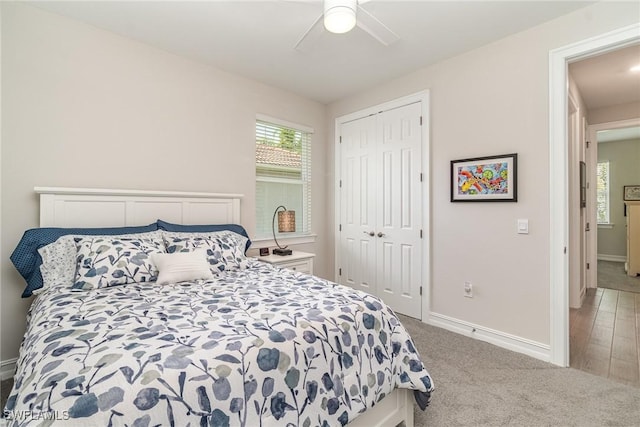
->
255, 119, 312, 237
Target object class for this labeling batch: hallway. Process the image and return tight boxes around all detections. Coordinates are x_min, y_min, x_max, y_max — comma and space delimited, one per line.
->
570, 287, 640, 387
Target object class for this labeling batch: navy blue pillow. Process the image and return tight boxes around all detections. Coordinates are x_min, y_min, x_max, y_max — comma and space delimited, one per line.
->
156, 219, 251, 253
11, 223, 158, 298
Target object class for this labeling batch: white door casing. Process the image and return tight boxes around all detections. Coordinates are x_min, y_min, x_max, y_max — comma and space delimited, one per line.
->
338, 100, 424, 319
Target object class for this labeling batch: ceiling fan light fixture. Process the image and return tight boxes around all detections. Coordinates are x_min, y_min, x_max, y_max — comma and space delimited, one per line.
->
324, 0, 357, 34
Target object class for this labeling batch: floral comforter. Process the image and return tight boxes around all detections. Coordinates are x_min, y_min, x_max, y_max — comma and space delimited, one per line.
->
4, 261, 433, 426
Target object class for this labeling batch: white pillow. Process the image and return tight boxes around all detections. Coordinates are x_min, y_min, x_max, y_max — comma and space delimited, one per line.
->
152, 251, 214, 285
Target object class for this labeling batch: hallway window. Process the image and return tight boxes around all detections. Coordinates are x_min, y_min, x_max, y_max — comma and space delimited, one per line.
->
596, 161, 610, 224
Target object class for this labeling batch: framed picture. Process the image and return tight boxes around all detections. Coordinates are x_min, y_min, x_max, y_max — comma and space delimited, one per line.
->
451, 153, 517, 202
624, 185, 640, 201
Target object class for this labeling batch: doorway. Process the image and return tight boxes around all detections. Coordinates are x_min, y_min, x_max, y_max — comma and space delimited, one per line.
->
590, 121, 640, 293
549, 23, 640, 367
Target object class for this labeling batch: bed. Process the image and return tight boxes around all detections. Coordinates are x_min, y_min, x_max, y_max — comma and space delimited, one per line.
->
3, 188, 433, 426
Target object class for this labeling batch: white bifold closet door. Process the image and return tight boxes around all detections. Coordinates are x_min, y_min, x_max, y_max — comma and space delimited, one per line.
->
339, 102, 423, 319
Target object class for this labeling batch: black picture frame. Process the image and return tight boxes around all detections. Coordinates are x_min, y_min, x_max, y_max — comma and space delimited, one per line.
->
623, 185, 640, 201
450, 153, 518, 202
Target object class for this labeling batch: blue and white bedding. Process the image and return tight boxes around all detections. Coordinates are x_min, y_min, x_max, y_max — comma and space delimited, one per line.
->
4, 260, 433, 426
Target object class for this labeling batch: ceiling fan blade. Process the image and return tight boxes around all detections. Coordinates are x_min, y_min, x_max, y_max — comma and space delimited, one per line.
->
356, 5, 399, 46
294, 14, 325, 52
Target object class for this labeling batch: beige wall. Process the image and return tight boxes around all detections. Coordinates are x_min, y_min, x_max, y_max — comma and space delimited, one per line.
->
597, 138, 640, 258
0, 4, 328, 362
327, 2, 640, 345
590, 101, 640, 125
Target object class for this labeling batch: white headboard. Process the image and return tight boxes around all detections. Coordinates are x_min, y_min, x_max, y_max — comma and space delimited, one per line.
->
35, 187, 243, 228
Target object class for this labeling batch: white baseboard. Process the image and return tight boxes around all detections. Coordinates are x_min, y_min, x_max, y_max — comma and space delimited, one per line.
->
597, 254, 626, 263
1, 358, 16, 381
425, 312, 551, 363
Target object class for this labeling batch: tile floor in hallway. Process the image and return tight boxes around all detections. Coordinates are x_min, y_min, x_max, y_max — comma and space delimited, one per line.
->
570, 287, 640, 387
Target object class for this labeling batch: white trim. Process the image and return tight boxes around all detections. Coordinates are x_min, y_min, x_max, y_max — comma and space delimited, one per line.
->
426, 313, 551, 363
597, 254, 626, 263
334, 90, 430, 321
34, 187, 243, 199
255, 113, 315, 134
1, 358, 16, 381
549, 23, 640, 367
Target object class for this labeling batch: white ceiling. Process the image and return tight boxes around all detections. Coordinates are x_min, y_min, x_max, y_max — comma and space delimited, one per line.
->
569, 44, 640, 111
29, 0, 596, 104
570, 44, 640, 143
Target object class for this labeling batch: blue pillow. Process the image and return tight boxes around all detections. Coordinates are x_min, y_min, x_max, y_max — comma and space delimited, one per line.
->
156, 219, 251, 253
11, 223, 158, 298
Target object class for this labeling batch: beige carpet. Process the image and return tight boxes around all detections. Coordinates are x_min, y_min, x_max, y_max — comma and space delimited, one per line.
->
598, 260, 640, 293
401, 315, 640, 427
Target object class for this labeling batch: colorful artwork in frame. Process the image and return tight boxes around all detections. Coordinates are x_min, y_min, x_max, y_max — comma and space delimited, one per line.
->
451, 153, 517, 202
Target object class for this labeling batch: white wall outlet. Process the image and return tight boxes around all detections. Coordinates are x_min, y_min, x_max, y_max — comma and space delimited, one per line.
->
464, 281, 473, 298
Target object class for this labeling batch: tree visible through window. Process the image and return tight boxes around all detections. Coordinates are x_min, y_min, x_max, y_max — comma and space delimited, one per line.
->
596, 161, 609, 224
255, 118, 312, 238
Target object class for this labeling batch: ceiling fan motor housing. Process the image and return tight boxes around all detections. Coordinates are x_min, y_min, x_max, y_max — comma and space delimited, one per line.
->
324, 0, 357, 34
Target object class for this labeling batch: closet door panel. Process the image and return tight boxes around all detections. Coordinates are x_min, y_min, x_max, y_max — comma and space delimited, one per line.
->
375, 103, 423, 319
340, 115, 378, 295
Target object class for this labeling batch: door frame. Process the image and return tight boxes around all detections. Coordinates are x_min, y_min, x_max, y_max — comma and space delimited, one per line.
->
334, 90, 430, 320
549, 23, 640, 366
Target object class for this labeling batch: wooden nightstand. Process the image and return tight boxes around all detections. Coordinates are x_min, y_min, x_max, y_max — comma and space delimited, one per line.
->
257, 251, 315, 275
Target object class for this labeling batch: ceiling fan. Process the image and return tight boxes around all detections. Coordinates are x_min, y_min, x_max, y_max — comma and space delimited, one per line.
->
294, 0, 399, 51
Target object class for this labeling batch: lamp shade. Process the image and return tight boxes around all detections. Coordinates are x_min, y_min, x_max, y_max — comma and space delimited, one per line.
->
277, 210, 296, 233
324, 0, 357, 34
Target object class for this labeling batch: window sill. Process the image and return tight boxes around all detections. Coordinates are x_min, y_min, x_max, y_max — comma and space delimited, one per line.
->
597, 223, 614, 229
250, 234, 317, 248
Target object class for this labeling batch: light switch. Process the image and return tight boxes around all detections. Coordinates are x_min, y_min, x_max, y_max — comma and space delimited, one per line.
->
517, 219, 529, 234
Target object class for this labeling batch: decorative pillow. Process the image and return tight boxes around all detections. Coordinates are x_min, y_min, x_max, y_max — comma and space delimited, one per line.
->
38, 231, 163, 293
11, 223, 158, 297
73, 236, 165, 290
157, 220, 251, 253
152, 251, 214, 285
162, 231, 249, 273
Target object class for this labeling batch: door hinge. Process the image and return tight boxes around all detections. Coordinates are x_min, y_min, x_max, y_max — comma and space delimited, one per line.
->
338, 268, 342, 276
419, 286, 423, 296
339, 136, 342, 143
420, 229, 423, 238
339, 224, 342, 232
586, 262, 590, 270
339, 180, 342, 188
586, 141, 590, 148
420, 173, 423, 182
419, 116, 423, 126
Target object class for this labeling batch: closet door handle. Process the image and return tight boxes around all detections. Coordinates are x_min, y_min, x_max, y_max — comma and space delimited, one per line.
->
363, 231, 375, 236
377, 232, 386, 238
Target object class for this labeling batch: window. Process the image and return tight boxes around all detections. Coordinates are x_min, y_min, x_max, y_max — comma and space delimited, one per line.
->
596, 161, 609, 224
255, 116, 312, 238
